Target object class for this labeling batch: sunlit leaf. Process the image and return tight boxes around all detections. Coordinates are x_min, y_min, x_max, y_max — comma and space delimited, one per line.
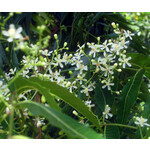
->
17, 101, 104, 139
117, 69, 145, 124
14, 76, 101, 129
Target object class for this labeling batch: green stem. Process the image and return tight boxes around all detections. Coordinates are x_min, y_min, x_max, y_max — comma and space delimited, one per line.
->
105, 123, 137, 130
8, 107, 15, 138
30, 90, 38, 101
104, 126, 106, 139
85, 72, 96, 85
139, 126, 144, 139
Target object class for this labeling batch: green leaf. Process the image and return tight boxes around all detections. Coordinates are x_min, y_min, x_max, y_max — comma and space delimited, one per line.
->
105, 126, 120, 139
117, 69, 145, 124
14, 76, 60, 111
94, 81, 114, 112
127, 53, 150, 80
14, 76, 101, 129
127, 53, 150, 67
17, 101, 104, 139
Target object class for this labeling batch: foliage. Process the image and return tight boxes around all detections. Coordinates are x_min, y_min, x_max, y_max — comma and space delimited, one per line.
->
0, 12, 150, 139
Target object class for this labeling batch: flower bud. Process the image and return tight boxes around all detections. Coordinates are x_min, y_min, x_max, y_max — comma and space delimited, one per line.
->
54, 34, 58, 40
69, 71, 73, 76
41, 25, 46, 31
97, 37, 100, 42
109, 39, 112, 43
116, 91, 120, 95
133, 116, 136, 120
141, 106, 144, 111
117, 69, 122, 72
42, 125, 47, 131
87, 42, 91, 46
58, 130, 64, 135
123, 50, 126, 54
9, 12, 14, 16
63, 42, 67, 47
37, 26, 40, 30
69, 54, 72, 58
6, 47, 9, 52
73, 110, 78, 116
101, 80, 105, 84
113, 63, 118, 67
111, 22, 116, 28
91, 59, 95, 63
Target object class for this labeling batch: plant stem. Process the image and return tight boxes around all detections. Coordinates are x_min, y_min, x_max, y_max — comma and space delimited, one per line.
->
105, 123, 137, 130
8, 107, 15, 138
139, 126, 144, 139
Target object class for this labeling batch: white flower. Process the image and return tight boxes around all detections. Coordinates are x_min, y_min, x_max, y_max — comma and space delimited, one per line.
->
110, 43, 123, 55
75, 63, 88, 74
22, 56, 28, 64
52, 54, 64, 68
2, 24, 23, 42
74, 50, 84, 60
103, 105, 113, 119
91, 58, 101, 72
120, 38, 129, 48
81, 85, 93, 96
123, 30, 134, 40
66, 81, 77, 93
101, 65, 114, 77
101, 52, 114, 64
89, 81, 96, 89
41, 49, 52, 56
76, 73, 87, 84
20, 70, 29, 78
85, 100, 95, 109
99, 40, 112, 52
62, 52, 72, 65
36, 118, 45, 128
30, 44, 40, 55
18, 94, 27, 101
102, 79, 114, 90
118, 54, 132, 68
89, 44, 100, 58
135, 116, 150, 127
6, 106, 11, 114
49, 69, 61, 82
23, 108, 29, 118
9, 68, 16, 76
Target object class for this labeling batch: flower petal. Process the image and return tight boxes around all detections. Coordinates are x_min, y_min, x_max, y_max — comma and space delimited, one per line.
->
2, 30, 10, 36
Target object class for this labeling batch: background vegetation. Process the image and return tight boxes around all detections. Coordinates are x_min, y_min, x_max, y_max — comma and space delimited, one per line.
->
0, 12, 150, 139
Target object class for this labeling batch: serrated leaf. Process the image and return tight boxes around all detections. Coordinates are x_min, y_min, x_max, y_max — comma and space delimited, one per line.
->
14, 76, 101, 129
14, 76, 60, 111
17, 101, 104, 139
117, 69, 145, 124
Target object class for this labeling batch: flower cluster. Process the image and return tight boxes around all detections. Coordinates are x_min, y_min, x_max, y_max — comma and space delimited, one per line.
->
0, 22, 134, 131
